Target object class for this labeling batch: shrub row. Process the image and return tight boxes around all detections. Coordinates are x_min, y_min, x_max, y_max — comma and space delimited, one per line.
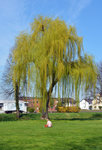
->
0, 114, 18, 121
0, 113, 42, 121
58, 106, 80, 113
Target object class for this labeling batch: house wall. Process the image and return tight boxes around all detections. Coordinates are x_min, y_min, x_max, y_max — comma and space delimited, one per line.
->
21, 98, 40, 112
92, 99, 102, 110
0, 100, 27, 113
48, 100, 58, 112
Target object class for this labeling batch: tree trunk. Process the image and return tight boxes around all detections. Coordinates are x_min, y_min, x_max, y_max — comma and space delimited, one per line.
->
41, 108, 46, 119
16, 109, 20, 119
46, 92, 50, 119
45, 77, 58, 119
15, 83, 20, 119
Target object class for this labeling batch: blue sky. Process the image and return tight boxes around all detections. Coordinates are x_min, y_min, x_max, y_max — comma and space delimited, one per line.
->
0, 0, 102, 98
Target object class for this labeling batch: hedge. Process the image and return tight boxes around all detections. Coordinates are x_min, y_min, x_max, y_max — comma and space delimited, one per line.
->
0, 114, 17, 121
0, 113, 41, 121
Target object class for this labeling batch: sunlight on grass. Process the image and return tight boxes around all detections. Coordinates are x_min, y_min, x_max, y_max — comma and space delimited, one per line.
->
0, 119, 102, 150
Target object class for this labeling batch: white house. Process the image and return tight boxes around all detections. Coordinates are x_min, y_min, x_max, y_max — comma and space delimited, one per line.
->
0, 100, 27, 113
79, 99, 92, 110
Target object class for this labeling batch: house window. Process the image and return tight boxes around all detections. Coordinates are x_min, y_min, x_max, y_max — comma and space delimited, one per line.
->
0, 103, 3, 107
25, 103, 28, 106
0, 103, 3, 110
89, 106, 92, 110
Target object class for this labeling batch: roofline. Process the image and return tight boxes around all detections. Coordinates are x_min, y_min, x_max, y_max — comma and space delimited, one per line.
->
0, 100, 27, 103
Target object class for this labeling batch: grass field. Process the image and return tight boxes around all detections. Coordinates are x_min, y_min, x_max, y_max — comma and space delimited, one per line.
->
0, 113, 102, 150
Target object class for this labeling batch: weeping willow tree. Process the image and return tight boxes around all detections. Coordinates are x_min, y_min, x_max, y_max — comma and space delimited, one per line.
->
12, 16, 97, 119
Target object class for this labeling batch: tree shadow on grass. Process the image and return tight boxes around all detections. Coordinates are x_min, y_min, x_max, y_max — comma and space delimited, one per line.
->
52, 113, 102, 121
0, 144, 11, 150
17, 113, 102, 121
20, 113, 42, 120
1, 136, 102, 150
69, 136, 102, 150
52, 118, 102, 121
54, 136, 102, 150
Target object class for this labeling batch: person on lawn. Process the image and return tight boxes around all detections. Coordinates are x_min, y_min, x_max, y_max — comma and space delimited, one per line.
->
45, 119, 52, 127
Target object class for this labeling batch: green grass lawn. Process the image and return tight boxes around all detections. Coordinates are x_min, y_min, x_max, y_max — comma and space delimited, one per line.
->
0, 115, 102, 150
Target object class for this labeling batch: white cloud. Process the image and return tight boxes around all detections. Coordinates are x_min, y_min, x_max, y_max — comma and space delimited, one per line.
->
67, 0, 92, 24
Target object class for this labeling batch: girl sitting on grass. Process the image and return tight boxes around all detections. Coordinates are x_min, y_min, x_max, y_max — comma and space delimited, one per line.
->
45, 119, 52, 127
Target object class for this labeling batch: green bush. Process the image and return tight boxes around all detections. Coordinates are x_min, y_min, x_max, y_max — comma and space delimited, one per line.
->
27, 107, 35, 113
99, 106, 102, 110
58, 106, 80, 113
0, 113, 42, 121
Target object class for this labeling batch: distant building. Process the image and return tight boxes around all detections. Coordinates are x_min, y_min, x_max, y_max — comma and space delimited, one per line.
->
92, 94, 102, 110
0, 100, 27, 113
20, 97, 78, 113
60, 98, 77, 107
79, 99, 92, 110
20, 97, 41, 113
20, 97, 58, 113
48, 98, 58, 112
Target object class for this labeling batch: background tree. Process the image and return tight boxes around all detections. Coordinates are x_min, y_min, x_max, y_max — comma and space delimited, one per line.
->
11, 16, 97, 118
0, 51, 21, 118
0, 52, 14, 98
97, 62, 102, 96
84, 61, 102, 99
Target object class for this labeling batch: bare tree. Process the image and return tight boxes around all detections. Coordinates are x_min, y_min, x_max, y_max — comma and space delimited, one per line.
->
96, 62, 102, 96
0, 51, 20, 118
84, 62, 102, 99
0, 52, 14, 98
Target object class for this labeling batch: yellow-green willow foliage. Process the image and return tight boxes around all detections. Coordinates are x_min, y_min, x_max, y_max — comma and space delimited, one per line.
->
12, 16, 97, 116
